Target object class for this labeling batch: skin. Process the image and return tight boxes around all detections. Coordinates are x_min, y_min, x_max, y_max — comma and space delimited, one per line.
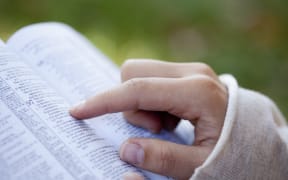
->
70, 59, 228, 180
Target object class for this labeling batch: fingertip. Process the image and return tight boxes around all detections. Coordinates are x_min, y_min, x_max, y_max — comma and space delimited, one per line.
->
121, 138, 203, 179
120, 140, 145, 166
69, 109, 82, 120
69, 101, 86, 120
122, 172, 145, 180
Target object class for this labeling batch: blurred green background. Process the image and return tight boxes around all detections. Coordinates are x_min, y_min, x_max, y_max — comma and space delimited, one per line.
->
1, 0, 288, 118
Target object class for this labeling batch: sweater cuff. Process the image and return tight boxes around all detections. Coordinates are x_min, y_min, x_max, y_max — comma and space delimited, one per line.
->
190, 74, 288, 179
190, 74, 238, 179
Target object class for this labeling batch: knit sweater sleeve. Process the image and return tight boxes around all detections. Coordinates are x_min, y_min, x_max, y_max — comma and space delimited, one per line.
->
190, 74, 288, 180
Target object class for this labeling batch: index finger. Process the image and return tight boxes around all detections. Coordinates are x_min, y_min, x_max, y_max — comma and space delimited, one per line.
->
121, 59, 217, 81
69, 77, 195, 120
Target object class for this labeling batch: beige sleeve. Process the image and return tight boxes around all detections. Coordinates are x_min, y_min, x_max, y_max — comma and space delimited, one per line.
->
190, 74, 288, 180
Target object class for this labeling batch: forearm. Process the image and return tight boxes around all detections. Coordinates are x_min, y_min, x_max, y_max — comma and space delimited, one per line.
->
191, 74, 288, 180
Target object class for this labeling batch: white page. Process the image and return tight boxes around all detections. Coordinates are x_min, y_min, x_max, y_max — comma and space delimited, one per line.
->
0, 102, 75, 180
0, 46, 90, 180
7, 22, 189, 144
0, 46, 144, 180
0, 47, 77, 179
7, 22, 194, 179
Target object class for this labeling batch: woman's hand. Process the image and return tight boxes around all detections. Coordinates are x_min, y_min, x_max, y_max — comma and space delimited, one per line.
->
70, 59, 228, 179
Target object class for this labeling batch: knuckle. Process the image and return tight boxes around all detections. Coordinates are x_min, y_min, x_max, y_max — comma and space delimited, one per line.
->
194, 62, 216, 78
192, 75, 227, 104
184, 75, 221, 92
121, 59, 138, 81
158, 144, 176, 174
197, 76, 221, 91
101, 90, 114, 113
125, 78, 147, 93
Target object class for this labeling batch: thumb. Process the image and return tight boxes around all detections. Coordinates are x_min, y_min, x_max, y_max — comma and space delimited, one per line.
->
119, 138, 211, 179
122, 172, 145, 180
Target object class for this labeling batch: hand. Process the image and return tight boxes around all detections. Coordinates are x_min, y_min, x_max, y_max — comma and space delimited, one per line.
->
70, 59, 228, 179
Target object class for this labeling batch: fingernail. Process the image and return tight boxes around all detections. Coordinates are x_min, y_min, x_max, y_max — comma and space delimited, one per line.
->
122, 172, 145, 180
70, 101, 85, 114
121, 142, 144, 165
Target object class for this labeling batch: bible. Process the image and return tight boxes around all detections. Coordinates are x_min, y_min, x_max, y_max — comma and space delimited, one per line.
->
0, 22, 194, 180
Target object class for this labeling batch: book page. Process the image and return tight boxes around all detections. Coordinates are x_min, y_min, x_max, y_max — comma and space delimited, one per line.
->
7, 23, 191, 145
7, 22, 193, 179
0, 99, 75, 180
0, 46, 144, 179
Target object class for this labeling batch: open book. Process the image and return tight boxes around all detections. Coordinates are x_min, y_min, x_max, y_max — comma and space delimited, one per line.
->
0, 22, 194, 180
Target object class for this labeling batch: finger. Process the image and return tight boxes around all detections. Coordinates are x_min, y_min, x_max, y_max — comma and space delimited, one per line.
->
120, 138, 211, 179
122, 172, 145, 180
123, 111, 163, 133
121, 59, 217, 81
70, 75, 225, 121
124, 111, 180, 133
70, 77, 196, 120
